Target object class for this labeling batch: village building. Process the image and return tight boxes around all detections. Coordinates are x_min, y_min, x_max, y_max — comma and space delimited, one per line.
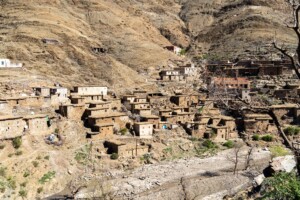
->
0, 115, 26, 139
243, 114, 277, 134
159, 109, 173, 116
133, 90, 147, 98
209, 125, 232, 142
210, 77, 250, 89
184, 121, 207, 138
85, 107, 110, 117
88, 123, 114, 139
270, 104, 299, 125
70, 96, 85, 105
72, 86, 108, 96
1, 97, 26, 106
23, 114, 50, 135
173, 112, 194, 124
88, 112, 129, 129
104, 140, 149, 157
34, 87, 50, 97
106, 98, 122, 111
164, 45, 182, 55
0, 59, 22, 68
133, 108, 152, 116
133, 122, 153, 138
59, 104, 86, 121
140, 115, 160, 129
170, 95, 198, 107
130, 102, 150, 111
122, 95, 136, 104
159, 70, 185, 81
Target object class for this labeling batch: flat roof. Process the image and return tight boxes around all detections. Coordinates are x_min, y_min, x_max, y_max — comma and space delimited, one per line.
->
90, 112, 127, 118
141, 115, 159, 119
86, 107, 109, 111
0, 97, 26, 100
23, 114, 48, 119
74, 86, 107, 88
0, 115, 23, 121
134, 122, 153, 125
94, 123, 114, 127
270, 104, 298, 109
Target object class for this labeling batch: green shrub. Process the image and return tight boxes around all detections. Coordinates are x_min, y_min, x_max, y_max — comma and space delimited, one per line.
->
20, 181, 27, 187
18, 189, 27, 198
261, 172, 300, 199
120, 128, 128, 135
15, 150, 23, 156
0, 167, 6, 177
110, 153, 119, 160
223, 140, 234, 148
252, 134, 260, 141
8, 153, 13, 158
7, 176, 16, 189
203, 140, 217, 149
37, 187, 43, 194
23, 170, 30, 178
261, 135, 273, 142
44, 155, 50, 160
39, 171, 56, 184
0, 144, 5, 150
284, 126, 300, 136
12, 137, 22, 149
269, 145, 289, 157
32, 161, 39, 168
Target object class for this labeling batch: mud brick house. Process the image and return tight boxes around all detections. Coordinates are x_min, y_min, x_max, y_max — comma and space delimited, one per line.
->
273, 89, 298, 100
133, 108, 152, 116
104, 140, 149, 157
174, 64, 197, 75
88, 123, 114, 139
134, 97, 147, 103
172, 106, 189, 113
133, 122, 153, 138
23, 96, 45, 107
210, 77, 250, 89
1, 97, 26, 106
148, 95, 169, 105
34, 87, 50, 97
50, 87, 68, 102
270, 104, 299, 125
133, 90, 147, 98
85, 107, 110, 117
164, 45, 182, 55
174, 112, 194, 124
106, 98, 122, 111
243, 114, 277, 134
161, 114, 177, 124
23, 114, 50, 135
209, 125, 237, 142
170, 95, 193, 107
122, 95, 136, 104
159, 70, 185, 81
218, 116, 237, 132
0, 115, 26, 139
88, 112, 129, 129
159, 109, 173, 116
130, 102, 150, 111
72, 86, 108, 96
184, 121, 207, 138
140, 115, 160, 129
194, 114, 211, 124
158, 121, 170, 129
59, 104, 86, 121
70, 96, 85, 105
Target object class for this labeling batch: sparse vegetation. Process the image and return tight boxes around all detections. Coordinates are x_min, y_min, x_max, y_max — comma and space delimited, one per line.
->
39, 171, 56, 184
120, 128, 128, 135
37, 187, 43, 194
18, 189, 27, 198
252, 134, 260, 141
202, 140, 217, 149
110, 153, 119, 160
261, 135, 273, 142
269, 145, 289, 158
7, 176, 16, 189
15, 150, 23, 156
20, 181, 27, 187
75, 144, 91, 165
0, 167, 6, 177
44, 155, 50, 160
284, 126, 300, 136
23, 170, 30, 178
12, 137, 22, 149
223, 140, 234, 148
32, 161, 39, 168
260, 172, 300, 199
0, 144, 5, 150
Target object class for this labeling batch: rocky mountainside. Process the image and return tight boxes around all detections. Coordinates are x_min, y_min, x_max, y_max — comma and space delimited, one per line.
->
0, 0, 296, 88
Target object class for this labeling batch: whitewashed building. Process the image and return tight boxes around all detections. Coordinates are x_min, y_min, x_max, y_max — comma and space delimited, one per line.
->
0, 59, 22, 68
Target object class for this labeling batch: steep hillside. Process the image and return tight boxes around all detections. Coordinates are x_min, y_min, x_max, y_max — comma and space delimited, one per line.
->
0, 0, 297, 88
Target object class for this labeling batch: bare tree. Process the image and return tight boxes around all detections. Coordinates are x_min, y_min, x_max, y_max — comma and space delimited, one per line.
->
273, 0, 300, 79
244, 146, 254, 170
227, 143, 243, 175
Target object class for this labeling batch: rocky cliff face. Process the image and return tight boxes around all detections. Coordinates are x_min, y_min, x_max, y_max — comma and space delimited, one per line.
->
0, 0, 296, 87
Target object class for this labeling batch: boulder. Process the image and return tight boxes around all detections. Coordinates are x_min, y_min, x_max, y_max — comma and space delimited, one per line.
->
270, 155, 296, 173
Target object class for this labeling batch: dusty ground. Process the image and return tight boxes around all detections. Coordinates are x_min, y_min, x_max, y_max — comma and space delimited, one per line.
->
73, 146, 271, 199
